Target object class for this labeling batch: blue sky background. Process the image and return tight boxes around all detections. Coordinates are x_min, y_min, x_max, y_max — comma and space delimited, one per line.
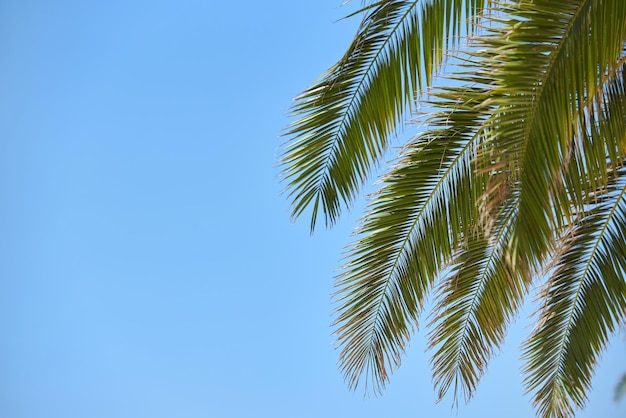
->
0, 1, 624, 417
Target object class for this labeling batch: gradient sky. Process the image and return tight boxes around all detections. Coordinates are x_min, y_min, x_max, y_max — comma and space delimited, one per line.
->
1, 1, 625, 417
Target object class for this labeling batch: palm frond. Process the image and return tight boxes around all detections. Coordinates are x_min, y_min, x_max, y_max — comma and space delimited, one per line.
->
282, 0, 489, 232
520, 55, 626, 418
523, 179, 626, 418
333, 81, 490, 393
562, 60, 626, 214
285, 0, 626, 415
428, 193, 524, 404
480, 0, 626, 271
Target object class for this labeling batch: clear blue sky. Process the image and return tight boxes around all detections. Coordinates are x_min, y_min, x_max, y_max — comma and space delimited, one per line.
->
0, 1, 624, 417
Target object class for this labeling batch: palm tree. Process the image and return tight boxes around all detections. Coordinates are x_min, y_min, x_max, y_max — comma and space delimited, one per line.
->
281, 1, 626, 417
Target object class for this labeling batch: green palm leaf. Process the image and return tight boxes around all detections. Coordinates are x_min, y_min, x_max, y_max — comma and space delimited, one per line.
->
484, 0, 626, 270
282, 0, 489, 232
562, 60, 626, 213
428, 194, 524, 404
523, 179, 626, 417
284, 0, 626, 416
522, 60, 626, 417
334, 81, 489, 392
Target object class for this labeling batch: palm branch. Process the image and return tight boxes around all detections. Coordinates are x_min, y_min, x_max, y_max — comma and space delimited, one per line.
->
282, 0, 626, 417
282, 0, 490, 232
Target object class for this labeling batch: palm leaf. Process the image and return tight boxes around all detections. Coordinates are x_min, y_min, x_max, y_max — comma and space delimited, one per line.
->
282, 0, 489, 232
562, 60, 626, 213
334, 80, 490, 393
428, 193, 524, 404
285, 0, 626, 415
483, 0, 626, 271
521, 59, 626, 418
523, 178, 626, 417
